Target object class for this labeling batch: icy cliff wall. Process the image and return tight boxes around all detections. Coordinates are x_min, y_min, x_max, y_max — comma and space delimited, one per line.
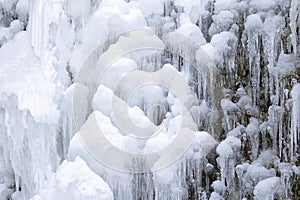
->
0, 0, 299, 199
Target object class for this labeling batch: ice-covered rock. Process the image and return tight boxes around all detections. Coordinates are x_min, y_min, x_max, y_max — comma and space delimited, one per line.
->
254, 177, 283, 200
31, 157, 114, 200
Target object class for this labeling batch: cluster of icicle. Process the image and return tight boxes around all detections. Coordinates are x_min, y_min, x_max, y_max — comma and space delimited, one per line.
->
0, 0, 299, 199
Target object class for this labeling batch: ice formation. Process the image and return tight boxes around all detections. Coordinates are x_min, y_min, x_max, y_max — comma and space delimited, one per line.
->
0, 0, 299, 199
31, 157, 114, 200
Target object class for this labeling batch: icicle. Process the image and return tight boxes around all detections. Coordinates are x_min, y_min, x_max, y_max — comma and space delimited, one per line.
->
278, 162, 293, 199
216, 135, 240, 197
291, 83, 300, 159
245, 118, 260, 160
267, 96, 284, 153
0, 94, 60, 199
290, 0, 299, 55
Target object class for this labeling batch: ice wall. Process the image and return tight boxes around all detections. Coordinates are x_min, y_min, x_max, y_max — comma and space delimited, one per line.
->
0, 31, 61, 199
0, 0, 299, 199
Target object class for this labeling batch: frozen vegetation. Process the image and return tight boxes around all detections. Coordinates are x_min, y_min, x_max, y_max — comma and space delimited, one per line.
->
0, 0, 299, 199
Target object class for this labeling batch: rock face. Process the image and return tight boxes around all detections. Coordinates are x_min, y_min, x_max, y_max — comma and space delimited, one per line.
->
0, 0, 299, 199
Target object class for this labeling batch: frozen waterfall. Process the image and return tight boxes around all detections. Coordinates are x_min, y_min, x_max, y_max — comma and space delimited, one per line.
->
0, 0, 299, 199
